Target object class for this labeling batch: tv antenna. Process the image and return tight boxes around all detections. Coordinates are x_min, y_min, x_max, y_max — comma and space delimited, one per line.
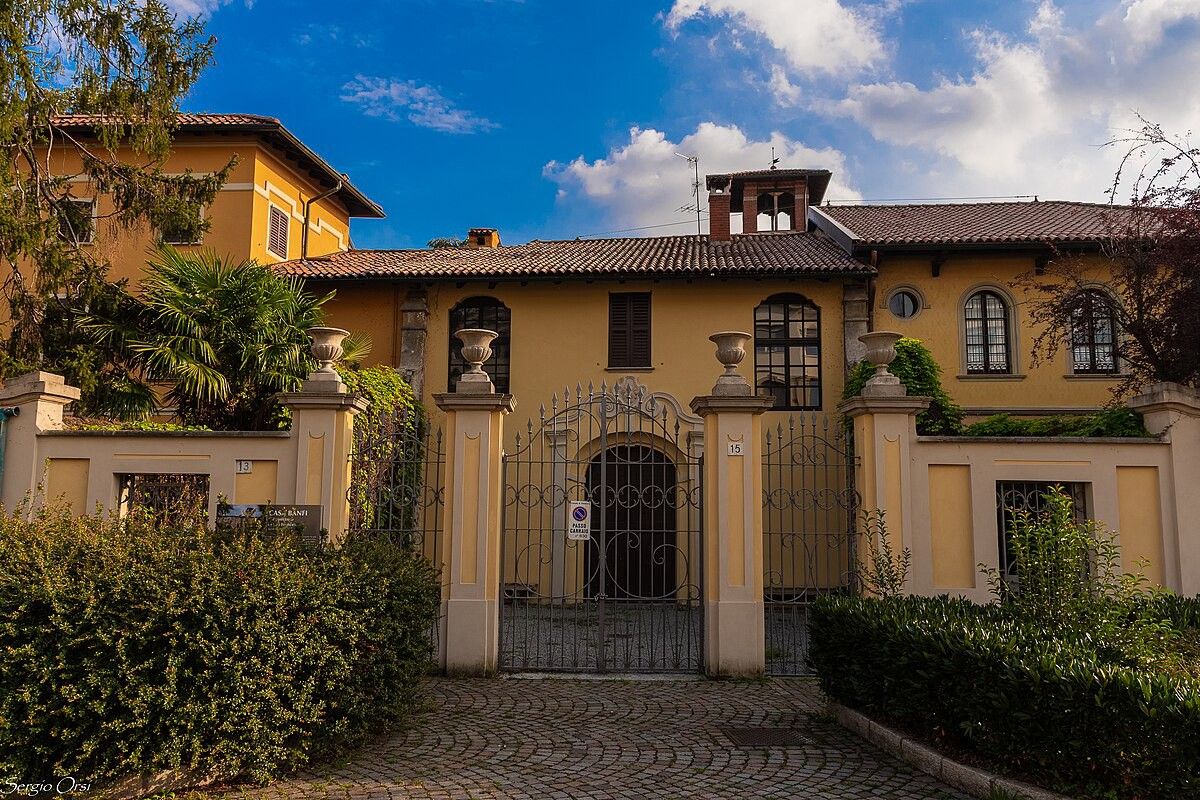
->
769, 146, 780, 171
674, 152, 702, 235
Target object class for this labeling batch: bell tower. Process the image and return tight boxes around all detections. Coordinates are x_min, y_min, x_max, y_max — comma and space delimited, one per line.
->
705, 169, 832, 242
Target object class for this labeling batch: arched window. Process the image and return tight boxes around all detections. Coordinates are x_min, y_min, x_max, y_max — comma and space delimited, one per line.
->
1070, 290, 1117, 374
754, 293, 821, 410
964, 290, 1011, 374
448, 296, 511, 392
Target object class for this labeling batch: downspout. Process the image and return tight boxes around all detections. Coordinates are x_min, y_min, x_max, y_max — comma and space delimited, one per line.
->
301, 179, 343, 260
0, 406, 20, 489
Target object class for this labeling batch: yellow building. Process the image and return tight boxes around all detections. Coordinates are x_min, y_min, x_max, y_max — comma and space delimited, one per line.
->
280, 168, 1123, 421
15, 113, 383, 289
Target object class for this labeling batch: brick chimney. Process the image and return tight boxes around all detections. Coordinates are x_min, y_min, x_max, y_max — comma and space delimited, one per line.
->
467, 228, 501, 248
705, 169, 833, 241
708, 179, 732, 242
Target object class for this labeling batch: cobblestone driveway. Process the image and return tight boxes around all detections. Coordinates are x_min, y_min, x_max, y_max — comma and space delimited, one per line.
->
224, 677, 967, 800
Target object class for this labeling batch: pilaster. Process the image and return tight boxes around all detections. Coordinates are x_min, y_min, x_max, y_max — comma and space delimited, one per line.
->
1130, 382, 1200, 593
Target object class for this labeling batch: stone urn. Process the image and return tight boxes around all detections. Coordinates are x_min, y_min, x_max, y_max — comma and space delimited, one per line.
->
307, 327, 350, 375
709, 331, 752, 395
454, 328, 499, 392
858, 330, 904, 395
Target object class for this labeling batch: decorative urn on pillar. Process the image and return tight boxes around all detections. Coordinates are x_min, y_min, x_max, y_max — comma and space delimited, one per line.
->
708, 331, 753, 396
858, 330, 905, 397
307, 326, 350, 379
454, 328, 499, 393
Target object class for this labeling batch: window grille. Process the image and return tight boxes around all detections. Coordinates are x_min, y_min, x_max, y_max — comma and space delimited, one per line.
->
1071, 290, 1118, 374
995, 480, 1088, 578
964, 290, 1011, 374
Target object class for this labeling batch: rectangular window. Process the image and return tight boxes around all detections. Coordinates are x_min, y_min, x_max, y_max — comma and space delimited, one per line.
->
267, 204, 290, 258
59, 198, 95, 243
995, 480, 1088, 579
608, 292, 651, 368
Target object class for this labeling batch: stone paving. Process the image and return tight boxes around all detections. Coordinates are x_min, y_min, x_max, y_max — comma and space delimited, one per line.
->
220, 676, 968, 800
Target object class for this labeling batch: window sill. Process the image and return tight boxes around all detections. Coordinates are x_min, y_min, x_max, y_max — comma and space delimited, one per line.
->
1064, 373, 1123, 381
955, 373, 1026, 381
605, 366, 654, 372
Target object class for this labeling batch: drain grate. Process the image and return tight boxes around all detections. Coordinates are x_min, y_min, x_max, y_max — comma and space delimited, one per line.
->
721, 727, 809, 748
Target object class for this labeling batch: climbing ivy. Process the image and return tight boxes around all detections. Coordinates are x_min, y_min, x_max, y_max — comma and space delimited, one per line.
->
843, 337, 965, 435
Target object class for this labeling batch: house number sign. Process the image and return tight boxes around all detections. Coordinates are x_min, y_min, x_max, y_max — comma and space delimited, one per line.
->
727, 441, 744, 456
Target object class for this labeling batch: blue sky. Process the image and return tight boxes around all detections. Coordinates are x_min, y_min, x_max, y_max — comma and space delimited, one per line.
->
177, 0, 1200, 249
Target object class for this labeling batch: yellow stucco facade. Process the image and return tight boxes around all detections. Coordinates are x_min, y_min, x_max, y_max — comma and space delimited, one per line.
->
4, 117, 377, 298
873, 252, 1122, 414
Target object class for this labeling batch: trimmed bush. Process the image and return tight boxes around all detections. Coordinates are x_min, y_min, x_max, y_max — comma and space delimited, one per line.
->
844, 337, 964, 435
963, 407, 1148, 438
810, 595, 1200, 800
0, 503, 439, 785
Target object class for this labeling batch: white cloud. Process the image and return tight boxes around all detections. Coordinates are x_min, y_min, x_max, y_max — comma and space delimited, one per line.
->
767, 64, 801, 107
665, 0, 889, 76
340, 76, 497, 134
545, 122, 860, 233
831, 0, 1200, 200
160, 0, 238, 17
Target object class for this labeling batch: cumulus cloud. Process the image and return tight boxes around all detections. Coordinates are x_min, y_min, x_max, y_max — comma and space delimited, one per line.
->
340, 76, 497, 134
665, 0, 889, 76
545, 122, 860, 233
832, 0, 1200, 199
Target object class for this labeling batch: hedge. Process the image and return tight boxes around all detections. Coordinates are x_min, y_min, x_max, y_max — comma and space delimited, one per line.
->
962, 407, 1149, 438
0, 503, 440, 785
810, 595, 1200, 800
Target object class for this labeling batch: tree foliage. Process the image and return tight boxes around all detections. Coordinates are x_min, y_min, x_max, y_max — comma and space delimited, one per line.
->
86, 246, 331, 429
1020, 116, 1200, 394
0, 1, 231, 388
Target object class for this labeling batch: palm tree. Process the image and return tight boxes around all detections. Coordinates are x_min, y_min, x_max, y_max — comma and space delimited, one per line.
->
88, 246, 333, 429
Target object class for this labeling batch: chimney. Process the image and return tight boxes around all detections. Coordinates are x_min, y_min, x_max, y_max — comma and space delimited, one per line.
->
467, 227, 501, 249
707, 179, 732, 242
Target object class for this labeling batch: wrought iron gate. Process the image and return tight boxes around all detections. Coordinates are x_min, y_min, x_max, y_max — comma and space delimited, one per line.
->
762, 413, 859, 675
349, 407, 446, 650
500, 382, 703, 673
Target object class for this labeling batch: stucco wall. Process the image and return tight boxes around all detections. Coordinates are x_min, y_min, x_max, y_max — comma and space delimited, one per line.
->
904, 436, 1174, 600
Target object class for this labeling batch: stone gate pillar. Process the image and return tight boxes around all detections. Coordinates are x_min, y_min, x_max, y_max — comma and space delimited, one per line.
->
690, 332, 773, 677
0, 371, 80, 510
434, 329, 514, 675
837, 332, 930, 590
278, 328, 368, 544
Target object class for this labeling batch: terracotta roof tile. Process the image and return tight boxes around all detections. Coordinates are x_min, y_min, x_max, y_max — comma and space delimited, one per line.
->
814, 200, 1129, 248
277, 232, 871, 280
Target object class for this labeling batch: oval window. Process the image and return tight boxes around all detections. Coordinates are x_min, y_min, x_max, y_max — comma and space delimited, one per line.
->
888, 290, 921, 319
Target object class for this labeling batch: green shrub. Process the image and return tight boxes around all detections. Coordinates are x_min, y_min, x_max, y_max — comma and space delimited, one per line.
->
0, 503, 439, 785
65, 417, 211, 432
810, 595, 1200, 800
963, 407, 1148, 437
844, 337, 964, 435
984, 486, 1174, 666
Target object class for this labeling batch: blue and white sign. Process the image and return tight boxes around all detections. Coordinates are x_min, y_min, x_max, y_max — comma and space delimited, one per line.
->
567, 500, 592, 541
